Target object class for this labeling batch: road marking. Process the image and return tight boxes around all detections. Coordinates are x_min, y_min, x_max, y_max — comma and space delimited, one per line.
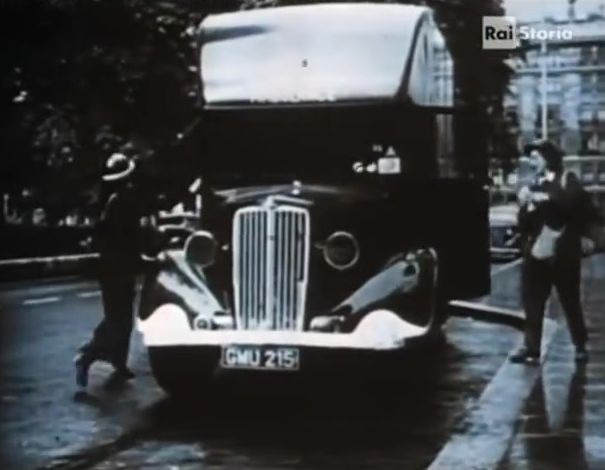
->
77, 291, 101, 298
491, 258, 523, 277
427, 318, 559, 470
0, 253, 98, 266
22, 296, 61, 306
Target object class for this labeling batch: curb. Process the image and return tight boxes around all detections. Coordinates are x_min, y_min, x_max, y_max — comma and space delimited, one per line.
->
0, 254, 99, 282
427, 318, 559, 470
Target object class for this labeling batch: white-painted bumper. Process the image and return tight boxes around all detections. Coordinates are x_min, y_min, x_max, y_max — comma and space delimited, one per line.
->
137, 304, 428, 351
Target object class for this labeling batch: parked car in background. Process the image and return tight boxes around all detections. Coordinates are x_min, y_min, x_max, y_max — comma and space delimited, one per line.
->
489, 203, 520, 261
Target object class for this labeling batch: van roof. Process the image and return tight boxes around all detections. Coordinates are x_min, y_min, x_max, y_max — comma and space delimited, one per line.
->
198, 3, 452, 109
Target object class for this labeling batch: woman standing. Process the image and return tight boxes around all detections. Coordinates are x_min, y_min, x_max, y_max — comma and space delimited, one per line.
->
510, 140, 603, 365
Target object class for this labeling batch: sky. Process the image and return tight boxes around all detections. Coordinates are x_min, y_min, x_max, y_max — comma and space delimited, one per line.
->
504, 0, 605, 21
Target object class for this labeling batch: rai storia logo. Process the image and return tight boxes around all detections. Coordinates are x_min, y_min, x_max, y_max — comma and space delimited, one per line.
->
482, 16, 518, 50
483, 16, 574, 50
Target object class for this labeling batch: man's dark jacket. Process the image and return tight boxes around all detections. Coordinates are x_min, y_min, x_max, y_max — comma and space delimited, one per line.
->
95, 188, 145, 276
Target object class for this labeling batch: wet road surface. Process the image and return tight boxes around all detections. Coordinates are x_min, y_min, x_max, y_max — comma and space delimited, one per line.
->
1, 259, 596, 469
498, 255, 605, 470
80, 315, 517, 470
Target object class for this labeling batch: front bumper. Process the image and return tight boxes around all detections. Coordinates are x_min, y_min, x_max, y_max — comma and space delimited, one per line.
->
147, 343, 426, 380
137, 304, 428, 351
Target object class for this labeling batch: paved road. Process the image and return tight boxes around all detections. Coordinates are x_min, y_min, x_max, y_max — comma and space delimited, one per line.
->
0, 264, 524, 469
0, 278, 162, 469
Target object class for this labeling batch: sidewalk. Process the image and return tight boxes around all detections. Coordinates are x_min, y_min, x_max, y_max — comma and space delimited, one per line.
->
498, 253, 605, 469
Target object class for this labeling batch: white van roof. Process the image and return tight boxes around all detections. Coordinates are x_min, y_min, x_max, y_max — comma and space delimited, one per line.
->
199, 3, 453, 108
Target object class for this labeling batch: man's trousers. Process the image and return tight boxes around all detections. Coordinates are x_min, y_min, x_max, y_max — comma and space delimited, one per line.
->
80, 275, 136, 367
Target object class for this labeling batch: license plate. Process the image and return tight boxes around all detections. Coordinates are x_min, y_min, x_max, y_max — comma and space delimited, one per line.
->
221, 345, 300, 371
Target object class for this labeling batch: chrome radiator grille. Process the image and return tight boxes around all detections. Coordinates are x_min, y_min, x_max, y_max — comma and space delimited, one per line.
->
233, 204, 310, 331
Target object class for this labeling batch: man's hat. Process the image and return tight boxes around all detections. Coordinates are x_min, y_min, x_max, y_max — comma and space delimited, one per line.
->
102, 153, 136, 182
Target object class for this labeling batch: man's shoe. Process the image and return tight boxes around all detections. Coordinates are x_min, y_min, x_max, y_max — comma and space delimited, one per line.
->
74, 353, 91, 388
509, 349, 540, 365
575, 347, 589, 364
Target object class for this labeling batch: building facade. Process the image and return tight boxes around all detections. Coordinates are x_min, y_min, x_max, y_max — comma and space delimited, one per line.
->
504, 9, 605, 155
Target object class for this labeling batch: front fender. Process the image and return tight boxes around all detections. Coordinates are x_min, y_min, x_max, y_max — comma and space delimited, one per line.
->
138, 250, 223, 324
330, 248, 438, 330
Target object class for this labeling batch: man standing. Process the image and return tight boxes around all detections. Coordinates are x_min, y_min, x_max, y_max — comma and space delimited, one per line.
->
510, 140, 603, 365
74, 153, 146, 387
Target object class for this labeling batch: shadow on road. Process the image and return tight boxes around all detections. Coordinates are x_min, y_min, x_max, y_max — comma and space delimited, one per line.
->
140, 339, 465, 452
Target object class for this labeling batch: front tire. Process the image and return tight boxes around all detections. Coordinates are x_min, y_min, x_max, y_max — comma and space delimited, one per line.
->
148, 347, 216, 398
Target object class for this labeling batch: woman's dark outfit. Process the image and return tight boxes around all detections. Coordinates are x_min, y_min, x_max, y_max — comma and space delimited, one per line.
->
514, 172, 599, 363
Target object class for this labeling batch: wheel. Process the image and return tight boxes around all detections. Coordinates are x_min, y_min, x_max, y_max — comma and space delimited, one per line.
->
148, 346, 216, 398
425, 295, 449, 345
419, 247, 449, 332
429, 291, 449, 329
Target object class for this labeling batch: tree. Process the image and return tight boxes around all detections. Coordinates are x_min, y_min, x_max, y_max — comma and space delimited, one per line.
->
1, 0, 224, 214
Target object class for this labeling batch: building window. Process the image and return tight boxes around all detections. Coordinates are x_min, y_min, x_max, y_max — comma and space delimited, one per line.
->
581, 73, 599, 95
591, 45, 601, 65
581, 132, 592, 153
581, 109, 594, 123
547, 80, 561, 93
599, 46, 605, 66
598, 74, 605, 94
599, 132, 605, 154
536, 106, 559, 130
526, 50, 538, 63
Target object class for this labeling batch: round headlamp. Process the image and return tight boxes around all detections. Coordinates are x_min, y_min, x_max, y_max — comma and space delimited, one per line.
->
323, 231, 359, 270
185, 231, 218, 268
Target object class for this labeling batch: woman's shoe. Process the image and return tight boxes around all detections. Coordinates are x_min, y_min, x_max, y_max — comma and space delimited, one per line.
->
509, 349, 540, 365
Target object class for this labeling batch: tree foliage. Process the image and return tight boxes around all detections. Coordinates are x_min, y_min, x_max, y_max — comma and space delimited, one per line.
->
1, 0, 225, 217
